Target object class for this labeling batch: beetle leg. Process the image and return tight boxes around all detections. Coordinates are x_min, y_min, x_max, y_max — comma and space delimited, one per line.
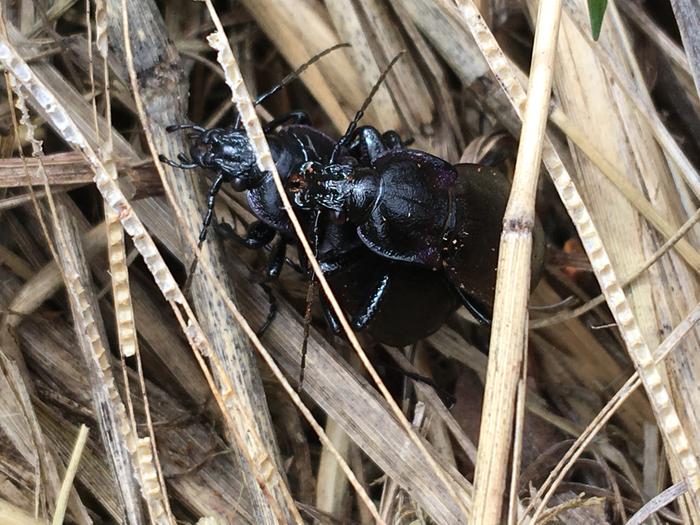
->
351, 273, 390, 331
215, 220, 276, 249
199, 173, 225, 242
264, 239, 287, 282
320, 291, 341, 334
158, 154, 198, 170
165, 123, 207, 134
263, 111, 310, 133
256, 283, 278, 336
455, 288, 492, 325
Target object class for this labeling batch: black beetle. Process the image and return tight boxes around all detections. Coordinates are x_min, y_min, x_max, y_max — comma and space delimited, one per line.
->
162, 49, 544, 346
162, 118, 349, 282
287, 125, 546, 322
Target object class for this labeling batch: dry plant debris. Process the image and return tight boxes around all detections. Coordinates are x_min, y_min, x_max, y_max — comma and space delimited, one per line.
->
0, 1, 699, 524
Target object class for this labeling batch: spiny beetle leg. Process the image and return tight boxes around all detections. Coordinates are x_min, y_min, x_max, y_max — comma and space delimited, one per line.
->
351, 273, 390, 331
199, 173, 225, 243
455, 288, 492, 325
256, 284, 278, 337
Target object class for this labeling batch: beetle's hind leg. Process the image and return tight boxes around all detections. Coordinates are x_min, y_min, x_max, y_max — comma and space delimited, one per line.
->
256, 284, 278, 336
351, 273, 390, 331
455, 288, 492, 325
320, 291, 341, 334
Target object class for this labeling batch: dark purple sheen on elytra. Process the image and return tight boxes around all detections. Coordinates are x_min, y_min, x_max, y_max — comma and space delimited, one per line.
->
247, 125, 338, 234
356, 150, 456, 267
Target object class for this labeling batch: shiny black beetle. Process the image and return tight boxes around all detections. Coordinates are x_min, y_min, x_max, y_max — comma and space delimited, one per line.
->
161, 50, 545, 346
287, 124, 546, 323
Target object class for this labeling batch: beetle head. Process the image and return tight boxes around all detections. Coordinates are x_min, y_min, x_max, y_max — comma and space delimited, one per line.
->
163, 125, 262, 191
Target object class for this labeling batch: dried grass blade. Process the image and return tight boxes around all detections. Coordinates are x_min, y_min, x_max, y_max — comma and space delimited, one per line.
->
470, 3, 562, 524
50, 425, 88, 525
523, 301, 700, 522
669, 0, 700, 101
626, 480, 688, 525
451, 0, 700, 517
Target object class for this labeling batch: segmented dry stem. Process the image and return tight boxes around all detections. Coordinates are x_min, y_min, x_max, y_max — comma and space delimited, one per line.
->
0, 35, 299, 524
454, 0, 700, 516
4, 67, 147, 524
66, 273, 169, 523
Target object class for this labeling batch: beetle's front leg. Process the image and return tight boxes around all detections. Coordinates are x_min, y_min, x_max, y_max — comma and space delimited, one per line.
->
199, 173, 225, 242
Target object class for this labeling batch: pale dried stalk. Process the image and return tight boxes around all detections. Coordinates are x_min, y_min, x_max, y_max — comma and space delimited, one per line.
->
203, 4, 471, 520
471, 3, 562, 524
91, 0, 137, 359
525, 301, 700, 522
51, 425, 88, 525
626, 480, 688, 525
454, 0, 700, 515
4, 63, 149, 524
549, 107, 700, 272
315, 420, 352, 518
669, 0, 700, 101
96, 3, 175, 520
560, 0, 700, 199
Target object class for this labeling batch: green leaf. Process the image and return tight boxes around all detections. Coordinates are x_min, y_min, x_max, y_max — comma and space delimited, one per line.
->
588, 0, 608, 41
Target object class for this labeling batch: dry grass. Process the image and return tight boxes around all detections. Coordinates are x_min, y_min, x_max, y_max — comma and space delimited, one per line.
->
0, 1, 699, 524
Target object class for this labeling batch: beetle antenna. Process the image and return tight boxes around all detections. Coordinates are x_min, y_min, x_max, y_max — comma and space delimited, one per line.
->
298, 209, 323, 392
254, 43, 351, 108
330, 50, 405, 163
